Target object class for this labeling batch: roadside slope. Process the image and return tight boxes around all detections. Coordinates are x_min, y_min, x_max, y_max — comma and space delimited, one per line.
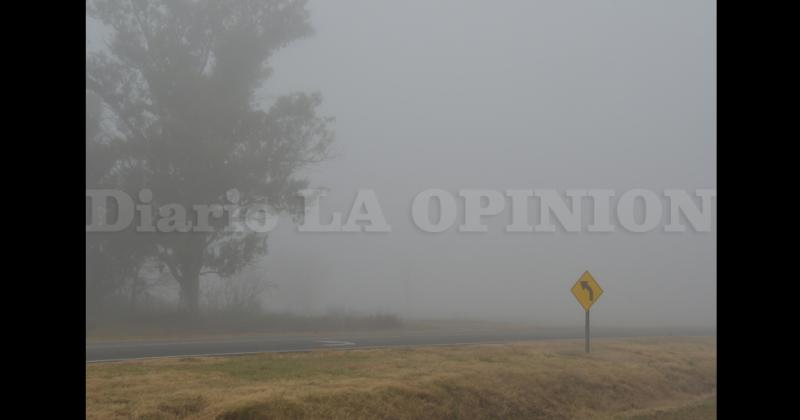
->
86, 336, 715, 419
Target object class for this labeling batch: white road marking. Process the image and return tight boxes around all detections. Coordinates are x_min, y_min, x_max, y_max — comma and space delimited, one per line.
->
318, 340, 356, 347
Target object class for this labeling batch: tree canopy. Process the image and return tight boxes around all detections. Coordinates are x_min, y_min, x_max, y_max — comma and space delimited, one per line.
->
86, 0, 333, 312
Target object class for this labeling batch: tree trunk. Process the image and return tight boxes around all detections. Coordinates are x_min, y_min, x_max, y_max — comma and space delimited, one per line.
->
178, 263, 201, 314
129, 277, 138, 313
167, 234, 207, 315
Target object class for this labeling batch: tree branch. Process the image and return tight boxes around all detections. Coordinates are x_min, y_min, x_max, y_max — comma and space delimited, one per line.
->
86, 77, 150, 146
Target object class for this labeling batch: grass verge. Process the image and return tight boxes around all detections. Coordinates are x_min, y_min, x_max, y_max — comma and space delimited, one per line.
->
86, 336, 715, 419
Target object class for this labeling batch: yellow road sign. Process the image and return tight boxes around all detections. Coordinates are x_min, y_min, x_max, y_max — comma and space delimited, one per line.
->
571, 271, 603, 311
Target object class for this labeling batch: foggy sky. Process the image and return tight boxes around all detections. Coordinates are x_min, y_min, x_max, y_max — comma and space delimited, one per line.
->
89, 0, 716, 328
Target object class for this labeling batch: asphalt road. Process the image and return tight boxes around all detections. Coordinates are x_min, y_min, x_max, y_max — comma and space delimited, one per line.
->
86, 326, 714, 362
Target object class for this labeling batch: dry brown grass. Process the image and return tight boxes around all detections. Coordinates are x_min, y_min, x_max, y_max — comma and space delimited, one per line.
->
86, 336, 715, 419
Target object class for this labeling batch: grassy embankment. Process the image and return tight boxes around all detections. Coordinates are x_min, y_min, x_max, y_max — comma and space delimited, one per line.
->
86, 336, 715, 419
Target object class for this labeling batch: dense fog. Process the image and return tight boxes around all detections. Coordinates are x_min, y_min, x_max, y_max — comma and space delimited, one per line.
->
86, 0, 715, 332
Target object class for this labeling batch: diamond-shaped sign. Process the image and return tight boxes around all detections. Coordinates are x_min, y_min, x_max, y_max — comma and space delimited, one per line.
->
571, 271, 603, 311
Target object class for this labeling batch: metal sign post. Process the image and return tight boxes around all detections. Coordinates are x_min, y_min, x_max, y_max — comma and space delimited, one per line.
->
585, 309, 590, 353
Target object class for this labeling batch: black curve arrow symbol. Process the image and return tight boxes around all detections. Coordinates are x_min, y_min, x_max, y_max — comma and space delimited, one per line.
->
580, 281, 594, 301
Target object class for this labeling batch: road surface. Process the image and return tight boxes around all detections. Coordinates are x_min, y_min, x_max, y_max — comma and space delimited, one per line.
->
86, 326, 713, 362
